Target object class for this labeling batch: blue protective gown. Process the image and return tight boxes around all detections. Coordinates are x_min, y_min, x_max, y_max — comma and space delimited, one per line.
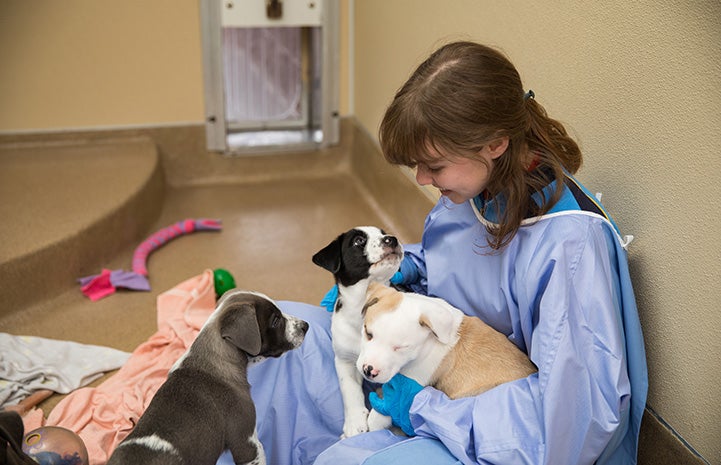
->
218, 174, 648, 465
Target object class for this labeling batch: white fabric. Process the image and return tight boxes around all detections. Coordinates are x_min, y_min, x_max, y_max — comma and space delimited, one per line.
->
0, 333, 130, 407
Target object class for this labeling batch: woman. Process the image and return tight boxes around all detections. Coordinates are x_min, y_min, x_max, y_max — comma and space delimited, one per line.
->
315, 41, 647, 464
218, 41, 647, 465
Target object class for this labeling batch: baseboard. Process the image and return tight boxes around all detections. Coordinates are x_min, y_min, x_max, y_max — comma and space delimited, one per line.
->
639, 407, 710, 465
347, 117, 434, 243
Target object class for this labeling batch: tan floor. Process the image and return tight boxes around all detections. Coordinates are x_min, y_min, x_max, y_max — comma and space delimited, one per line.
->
1, 176, 395, 348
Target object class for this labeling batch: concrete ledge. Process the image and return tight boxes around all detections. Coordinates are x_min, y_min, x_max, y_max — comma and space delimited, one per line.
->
349, 119, 434, 243
0, 137, 165, 313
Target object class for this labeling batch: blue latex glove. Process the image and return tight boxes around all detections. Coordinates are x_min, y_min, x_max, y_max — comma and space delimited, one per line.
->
369, 373, 424, 436
320, 284, 338, 312
390, 257, 420, 285
390, 271, 404, 284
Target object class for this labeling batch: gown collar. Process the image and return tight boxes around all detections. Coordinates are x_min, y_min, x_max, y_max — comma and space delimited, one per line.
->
471, 173, 621, 236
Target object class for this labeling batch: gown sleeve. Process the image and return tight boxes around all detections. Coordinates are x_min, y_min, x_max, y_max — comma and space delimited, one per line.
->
397, 242, 428, 294
407, 218, 634, 465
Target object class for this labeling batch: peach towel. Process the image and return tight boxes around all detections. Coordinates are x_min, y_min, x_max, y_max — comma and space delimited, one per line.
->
23, 269, 216, 465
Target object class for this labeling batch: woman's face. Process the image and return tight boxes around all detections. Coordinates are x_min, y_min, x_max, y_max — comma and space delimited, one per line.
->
414, 143, 504, 204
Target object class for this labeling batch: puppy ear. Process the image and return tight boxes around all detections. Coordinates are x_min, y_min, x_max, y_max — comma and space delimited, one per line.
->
219, 302, 262, 356
312, 235, 343, 273
418, 301, 460, 346
362, 296, 379, 317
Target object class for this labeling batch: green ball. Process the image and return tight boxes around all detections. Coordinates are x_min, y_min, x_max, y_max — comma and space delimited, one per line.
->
213, 268, 236, 297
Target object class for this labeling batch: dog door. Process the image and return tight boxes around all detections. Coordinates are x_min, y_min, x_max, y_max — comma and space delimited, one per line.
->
200, 0, 340, 154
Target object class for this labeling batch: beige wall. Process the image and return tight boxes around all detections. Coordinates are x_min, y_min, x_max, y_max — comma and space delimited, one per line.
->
1, 0, 720, 462
354, 1, 721, 462
0, 0, 351, 130
0, 1, 205, 130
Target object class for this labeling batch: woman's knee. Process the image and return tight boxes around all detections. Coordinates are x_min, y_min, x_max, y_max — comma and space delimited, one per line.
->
360, 437, 461, 465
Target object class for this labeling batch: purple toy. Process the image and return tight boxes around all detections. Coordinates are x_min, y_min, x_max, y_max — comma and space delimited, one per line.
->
79, 218, 221, 301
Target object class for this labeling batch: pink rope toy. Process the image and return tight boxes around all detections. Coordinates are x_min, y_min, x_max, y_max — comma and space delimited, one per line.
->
79, 218, 222, 301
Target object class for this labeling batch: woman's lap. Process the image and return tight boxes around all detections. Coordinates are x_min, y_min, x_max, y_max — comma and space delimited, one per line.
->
216, 301, 343, 465
216, 301, 459, 465
314, 431, 461, 465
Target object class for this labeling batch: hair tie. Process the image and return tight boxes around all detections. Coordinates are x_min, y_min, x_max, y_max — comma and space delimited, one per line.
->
524, 89, 535, 100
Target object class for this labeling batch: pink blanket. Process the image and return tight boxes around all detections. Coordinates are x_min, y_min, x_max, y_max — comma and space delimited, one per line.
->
23, 270, 216, 465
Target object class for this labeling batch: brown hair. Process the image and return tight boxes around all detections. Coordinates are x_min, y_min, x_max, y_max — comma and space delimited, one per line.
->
380, 41, 582, 249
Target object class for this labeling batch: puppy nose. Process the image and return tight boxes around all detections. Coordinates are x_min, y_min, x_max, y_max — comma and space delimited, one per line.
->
299, 320, 309, 334
382, 236, 398, 248
363, 364, 379, 379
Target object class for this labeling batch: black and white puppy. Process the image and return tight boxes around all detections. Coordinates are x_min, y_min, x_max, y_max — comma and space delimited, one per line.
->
107, 290, 309, 465
312, 226, 403, 437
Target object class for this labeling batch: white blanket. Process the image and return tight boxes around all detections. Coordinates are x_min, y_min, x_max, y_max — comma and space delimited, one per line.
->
0, 333, 130, 408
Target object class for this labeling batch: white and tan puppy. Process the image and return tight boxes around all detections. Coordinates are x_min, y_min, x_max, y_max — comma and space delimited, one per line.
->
358, 283, 537, 430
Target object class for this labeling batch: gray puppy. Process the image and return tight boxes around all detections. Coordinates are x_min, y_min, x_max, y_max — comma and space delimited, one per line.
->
107, 289, 309, 465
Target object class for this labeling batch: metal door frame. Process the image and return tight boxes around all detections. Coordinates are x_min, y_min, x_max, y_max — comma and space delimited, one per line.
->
200, 0, 340, 154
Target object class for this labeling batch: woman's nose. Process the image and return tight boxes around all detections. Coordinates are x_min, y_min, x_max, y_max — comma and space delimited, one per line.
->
415, 166, 431, 186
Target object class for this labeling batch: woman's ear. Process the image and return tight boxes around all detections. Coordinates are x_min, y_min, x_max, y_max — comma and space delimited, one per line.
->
487, 137, 509, 159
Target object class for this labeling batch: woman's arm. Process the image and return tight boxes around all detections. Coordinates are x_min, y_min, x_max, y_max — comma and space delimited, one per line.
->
405, 222, 637, 465
392, 242, 426, 292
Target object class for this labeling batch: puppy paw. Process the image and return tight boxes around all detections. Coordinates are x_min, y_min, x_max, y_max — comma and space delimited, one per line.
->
341, 408, 370, 438
367, 409, 392, 431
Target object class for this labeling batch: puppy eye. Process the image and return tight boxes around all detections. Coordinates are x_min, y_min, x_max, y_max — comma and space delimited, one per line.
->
271, 316, 281, 328
364, 327, 373, 340
353, 236, 367, 247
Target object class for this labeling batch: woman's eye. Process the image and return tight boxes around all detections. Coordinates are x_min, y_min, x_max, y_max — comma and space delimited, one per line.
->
418, 162, 442, 173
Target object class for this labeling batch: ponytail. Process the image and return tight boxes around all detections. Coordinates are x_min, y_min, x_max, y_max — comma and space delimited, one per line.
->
525, 98, 582, 174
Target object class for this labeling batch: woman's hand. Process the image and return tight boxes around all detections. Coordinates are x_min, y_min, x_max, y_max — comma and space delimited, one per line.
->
369, 373, 424, 436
